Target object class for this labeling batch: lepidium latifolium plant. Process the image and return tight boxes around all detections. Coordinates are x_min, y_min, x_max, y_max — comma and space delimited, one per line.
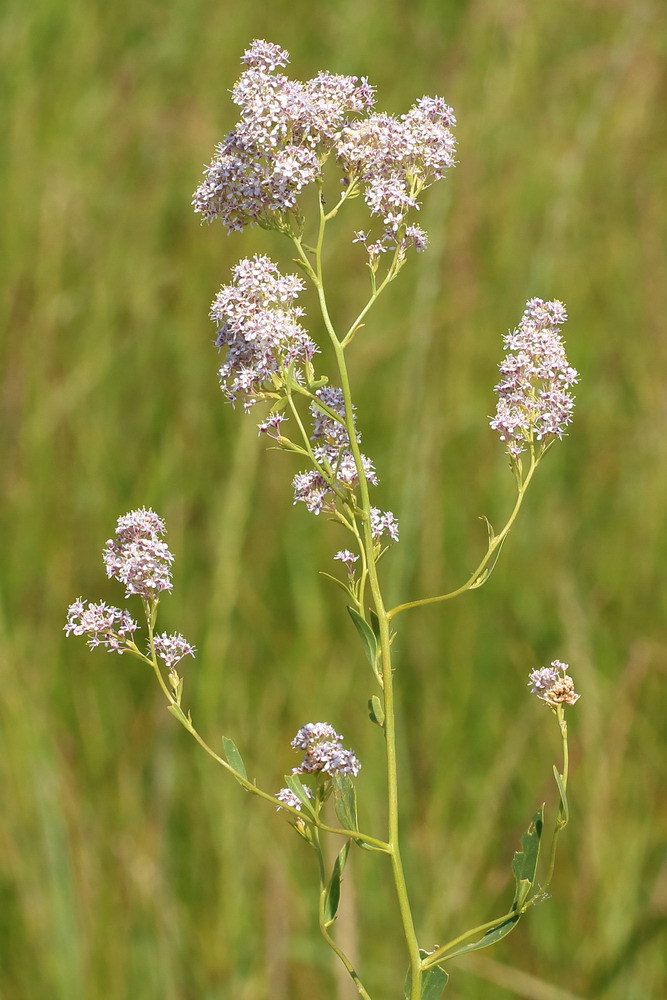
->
66, 40, 581, 999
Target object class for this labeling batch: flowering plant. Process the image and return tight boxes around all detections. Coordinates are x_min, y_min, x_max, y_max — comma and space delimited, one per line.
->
67, 40, 580, 999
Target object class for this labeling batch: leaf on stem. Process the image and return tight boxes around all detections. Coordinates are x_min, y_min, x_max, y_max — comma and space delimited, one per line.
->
347, 607, 382, 686
368, 695, 385, 728
512, 805, 544, 910
479, 515, 495, 544
167, 703, 188, 725
404, 951, 449, 998
323, 840, 350, 927
552, 765, 569, 827
223, 736, 248, 786
285, 774, 317, 819
319, 571, 354, 600
436, 914, 521, 962
332, 773, 360, 828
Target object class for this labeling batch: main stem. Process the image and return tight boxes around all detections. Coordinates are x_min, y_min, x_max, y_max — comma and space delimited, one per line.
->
298, 197, 423, 998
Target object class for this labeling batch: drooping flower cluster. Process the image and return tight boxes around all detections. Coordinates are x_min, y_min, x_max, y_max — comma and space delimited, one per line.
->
193, 40, 455, 252
211, 255, 318, 408
490, 299, 578, 458
529, 660, 580, 707
291, 722, 361, 777
152, 632, 196, 669
64, 599, 138, 654
103, 507, 174, 599
192, 39, 375, 232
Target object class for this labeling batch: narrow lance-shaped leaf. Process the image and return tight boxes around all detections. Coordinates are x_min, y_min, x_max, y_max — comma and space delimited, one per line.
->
332, 774, 358, 832
512, 805, 544, 910
404, 951, 449, 998
223, 737, 248, 787
323, 841, 350, 927
553, 765, 569, 827
434, 914, 521, 963
284, 774, 317, 819
347, 607, 382, 686
432, 806, 545, 965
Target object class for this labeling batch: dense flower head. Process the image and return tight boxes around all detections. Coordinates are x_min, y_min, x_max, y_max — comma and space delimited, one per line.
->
193, 40, 375, 232
292, 387, 379, 515
291, 722, 343, 749
192, 39, 454, 248
103, 508, 174, 599
336, 98, 456, 236
152, 632, 196, 669
211, 254, 317, 407
490, 299, 578, 458
290, 722, 361, 777
529, 660, 580, 706
65, 599, 138, 654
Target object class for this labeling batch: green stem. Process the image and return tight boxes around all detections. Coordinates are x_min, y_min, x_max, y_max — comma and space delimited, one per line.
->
388, 454, 539, 619
542, 706, 569, 892
299, 192, 423, 1000
314, 831, 374, 1000
341, 243, 402, 348
126, 635, 389, 851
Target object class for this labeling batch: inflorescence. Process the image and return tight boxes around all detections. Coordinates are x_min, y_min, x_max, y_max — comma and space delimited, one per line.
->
491, 298, 578, 459
65, 510, 196, 670
193, 39, 456, 256
291, 722, 361, 777
528, 660, 580, 707
211, 254, 317, 408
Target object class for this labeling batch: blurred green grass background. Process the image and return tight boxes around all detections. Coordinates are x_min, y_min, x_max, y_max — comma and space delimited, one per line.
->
1, 0, 666, 997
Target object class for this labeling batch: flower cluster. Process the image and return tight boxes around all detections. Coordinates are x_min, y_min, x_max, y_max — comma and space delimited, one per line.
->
292, 387, 377, 514
490, 299, 578, 458
64, 599, 138, 654
290, 722, 361, 777
370, 506, 400, 543
334, 549, 359, 575
103, 508, 174, 599
211, 255, 318, 408
528, 660, 580, 707
152, 632, 196, 669
275, 785, 314, 812
193, 40, 455, 253
192, 39, 375, 232
337, 96, 456, 237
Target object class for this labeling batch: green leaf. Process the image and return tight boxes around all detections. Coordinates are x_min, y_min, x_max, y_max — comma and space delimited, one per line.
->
512, 806, 544, 910
437, 914, 522, 962
347, 607, 382, 685
167, 703, 188, 725
553, 765, 569, 826
323, 841, 350, 927
332, 774, 359, 832
404, 952, 449, 998
222, 737, 248, 783
479, 514, 495, 543
369, 609, 381, 642
319, 571, 354, 599
284, 774, 317, 819
368, 695, 385, 728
